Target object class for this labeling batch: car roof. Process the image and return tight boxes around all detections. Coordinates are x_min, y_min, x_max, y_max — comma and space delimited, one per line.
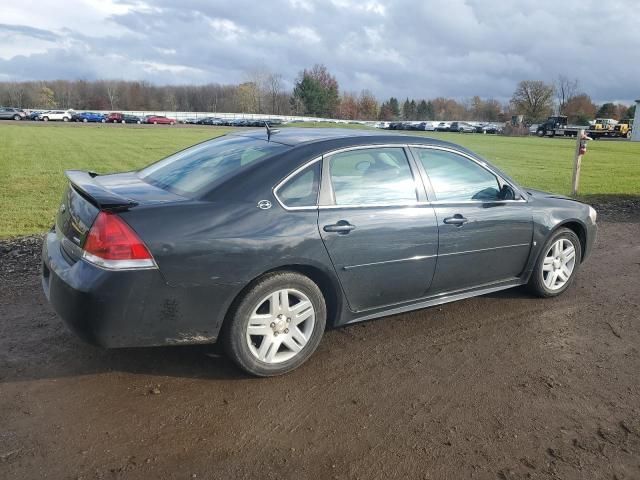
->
231, 127, 460, 149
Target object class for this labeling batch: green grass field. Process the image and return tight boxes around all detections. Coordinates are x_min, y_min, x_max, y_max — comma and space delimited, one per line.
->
1, 123, 638, 238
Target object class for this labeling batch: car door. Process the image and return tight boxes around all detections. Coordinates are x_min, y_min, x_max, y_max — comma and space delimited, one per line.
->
318, 146, 439, 312
0, 108, 9, 120
411, 146, 533, 293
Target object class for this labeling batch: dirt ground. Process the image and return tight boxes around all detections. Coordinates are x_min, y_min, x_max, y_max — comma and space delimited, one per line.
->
1, 205, 639, 480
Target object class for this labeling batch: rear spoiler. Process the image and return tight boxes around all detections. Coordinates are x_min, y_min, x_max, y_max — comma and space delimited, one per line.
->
65, 170, 138, 210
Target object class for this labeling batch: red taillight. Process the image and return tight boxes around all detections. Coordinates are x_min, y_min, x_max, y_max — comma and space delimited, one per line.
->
83, 212, 155, 269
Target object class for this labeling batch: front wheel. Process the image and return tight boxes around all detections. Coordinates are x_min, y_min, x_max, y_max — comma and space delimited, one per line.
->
223, 272, 326, 376
13, 114, 21, 121
83, 118, 88, 123
63, 117, 69, 122
536, 129, 545, 137
528, 227, 581, 297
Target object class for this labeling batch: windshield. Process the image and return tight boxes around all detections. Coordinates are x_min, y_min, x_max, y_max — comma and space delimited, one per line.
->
139, 135, 290, 197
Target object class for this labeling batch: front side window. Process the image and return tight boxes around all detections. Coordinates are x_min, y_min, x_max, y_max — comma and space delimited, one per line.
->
328, 147, 417, 206
415, 148, 501, 202
139, 136, 290, 197
277, 162, 321, 208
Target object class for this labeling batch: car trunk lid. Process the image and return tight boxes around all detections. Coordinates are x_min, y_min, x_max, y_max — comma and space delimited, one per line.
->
56, 170, 185, 262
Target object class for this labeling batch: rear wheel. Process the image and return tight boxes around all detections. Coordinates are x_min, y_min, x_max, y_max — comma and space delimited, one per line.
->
536, 129, 545, 137
223, 272, 326, 376
528, 227, 581, 297
83, 118, 88, 123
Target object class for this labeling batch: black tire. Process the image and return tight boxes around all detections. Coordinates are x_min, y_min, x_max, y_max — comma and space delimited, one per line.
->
223, 271, 326, 377
63, 117, 69, 122
83, 118, 88, 123
13, 114, 20, 121
527, 227, 581, 298
536, 129, 545, 137
43, 117, 49, 122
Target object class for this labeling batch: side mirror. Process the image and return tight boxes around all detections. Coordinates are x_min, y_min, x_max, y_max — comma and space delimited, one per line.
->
499, 184, 516, 201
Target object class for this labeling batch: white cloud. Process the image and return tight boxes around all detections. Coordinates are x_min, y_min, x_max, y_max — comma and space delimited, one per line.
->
0, 0, 638, 103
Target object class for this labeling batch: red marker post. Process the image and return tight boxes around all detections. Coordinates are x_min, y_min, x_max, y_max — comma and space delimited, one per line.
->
572, 130, 592, 196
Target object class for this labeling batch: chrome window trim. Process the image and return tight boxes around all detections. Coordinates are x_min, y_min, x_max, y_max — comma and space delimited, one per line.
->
408, 144, 528, 203
272, 156, 323, 211
273, 143, 527, 212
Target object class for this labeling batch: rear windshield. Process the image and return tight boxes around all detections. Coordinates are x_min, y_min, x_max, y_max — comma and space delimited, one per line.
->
138, 135, 289, 197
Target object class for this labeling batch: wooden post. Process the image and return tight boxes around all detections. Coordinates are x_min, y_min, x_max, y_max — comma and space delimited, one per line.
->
571, 129, 584, 196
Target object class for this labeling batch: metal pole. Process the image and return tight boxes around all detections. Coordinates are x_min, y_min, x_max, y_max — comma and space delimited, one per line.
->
571, 129, 584, 196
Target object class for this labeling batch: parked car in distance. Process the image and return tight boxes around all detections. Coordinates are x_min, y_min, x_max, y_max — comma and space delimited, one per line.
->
435, 121, 451, 131
481, 124, 503, 134
73, 112, 106, 123
39, 109, 75, 122
198, 117, 225, 126
450, 122, 476, 133
27, 110, 44, 121
418, 121, 437, 131
181, 117, 199, 124
107, 112, 142, 124
42, 128, 597, 377
144, 115, 176, 125
0, 107, 26, 120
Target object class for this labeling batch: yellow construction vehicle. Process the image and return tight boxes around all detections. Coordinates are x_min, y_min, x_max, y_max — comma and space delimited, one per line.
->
612, 119, 633, 138
587, 118, 618, 139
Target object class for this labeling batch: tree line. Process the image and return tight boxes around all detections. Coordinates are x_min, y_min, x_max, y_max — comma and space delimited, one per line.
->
0, 65, 634, 124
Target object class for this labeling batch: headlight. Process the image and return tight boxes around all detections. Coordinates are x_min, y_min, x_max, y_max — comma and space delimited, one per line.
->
588, 206, 597, 224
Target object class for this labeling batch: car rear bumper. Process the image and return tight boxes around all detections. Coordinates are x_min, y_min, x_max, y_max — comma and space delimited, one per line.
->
42, 231, 236, 348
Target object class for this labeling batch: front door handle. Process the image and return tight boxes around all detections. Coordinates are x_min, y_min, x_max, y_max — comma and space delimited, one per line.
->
443, 214, 468, 226
323, 221, 356, 234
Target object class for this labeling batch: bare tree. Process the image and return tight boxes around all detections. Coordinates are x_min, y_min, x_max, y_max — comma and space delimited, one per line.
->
555, 75, 579, 115
104, 81, 120, 110
6, 82, 27, 108
511, 80, 555, 122
266, 73, 284, 115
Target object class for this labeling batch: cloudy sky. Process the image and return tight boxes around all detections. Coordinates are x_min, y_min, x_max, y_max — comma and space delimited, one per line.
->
1, 0, 638, 103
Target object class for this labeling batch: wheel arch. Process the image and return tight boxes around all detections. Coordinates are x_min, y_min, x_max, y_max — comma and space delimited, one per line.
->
220, 263, 344, 335
551, 219, 587, 262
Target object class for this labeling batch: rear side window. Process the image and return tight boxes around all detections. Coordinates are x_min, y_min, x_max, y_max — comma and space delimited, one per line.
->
415, 148, 500, 201
277, 162, 321, 208
328, 147, 417, 205
139, 136, 289, 197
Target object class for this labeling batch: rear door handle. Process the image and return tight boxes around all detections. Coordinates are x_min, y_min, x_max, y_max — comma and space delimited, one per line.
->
443, 214, 468, 226
323, 221, 356, 234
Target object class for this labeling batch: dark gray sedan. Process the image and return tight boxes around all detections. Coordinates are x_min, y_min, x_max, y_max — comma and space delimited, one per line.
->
42, 128, 597, 376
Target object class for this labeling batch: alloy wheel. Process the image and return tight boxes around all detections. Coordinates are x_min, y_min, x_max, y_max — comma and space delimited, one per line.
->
542, 238, 576, 290
246, 288, 315, 364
